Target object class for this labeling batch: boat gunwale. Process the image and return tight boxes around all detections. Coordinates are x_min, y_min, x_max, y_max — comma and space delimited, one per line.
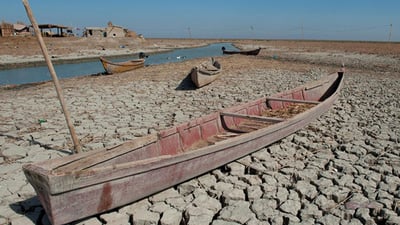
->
195, 66, 221, 76
99, 57, 145, 67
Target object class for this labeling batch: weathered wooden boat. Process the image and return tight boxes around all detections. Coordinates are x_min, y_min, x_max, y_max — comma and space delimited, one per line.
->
23, 69, 344, 225
222, 46, 261, 56
99, 54, 145, 74
190, 58, 222, 88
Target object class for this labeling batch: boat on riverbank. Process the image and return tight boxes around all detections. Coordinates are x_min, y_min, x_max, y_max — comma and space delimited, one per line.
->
99, 56, 145, 74
23, 69, 344, 225
190, 58, 222, 88
222, 46, 261, 56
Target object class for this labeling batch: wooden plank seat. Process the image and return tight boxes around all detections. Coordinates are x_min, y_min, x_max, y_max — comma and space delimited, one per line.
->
220, 112, 285, 123
266, 97, 320, 104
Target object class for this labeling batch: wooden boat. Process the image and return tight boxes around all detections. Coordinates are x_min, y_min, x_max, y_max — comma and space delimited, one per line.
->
222, 46, 261, 56
190, 58, 222, 88
23, 69, 344, 225
99, 54, 145, 74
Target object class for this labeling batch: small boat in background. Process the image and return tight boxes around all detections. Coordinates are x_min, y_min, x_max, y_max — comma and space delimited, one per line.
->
190, 58, 222, 88
222, 46, 261, 56
99, 52, 146, 74
23, 68, 344, 225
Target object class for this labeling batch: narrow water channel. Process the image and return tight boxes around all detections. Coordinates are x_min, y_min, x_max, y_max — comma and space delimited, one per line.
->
0, 43, 238, 86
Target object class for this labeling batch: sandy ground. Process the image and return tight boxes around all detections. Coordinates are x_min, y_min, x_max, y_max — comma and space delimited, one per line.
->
0, 37, 400, 225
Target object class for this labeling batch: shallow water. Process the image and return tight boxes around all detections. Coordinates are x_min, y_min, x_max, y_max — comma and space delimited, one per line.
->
0, 42, 238, 86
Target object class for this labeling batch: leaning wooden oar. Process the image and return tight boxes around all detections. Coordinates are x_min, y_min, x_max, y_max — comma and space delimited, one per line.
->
22, 0, 82, 153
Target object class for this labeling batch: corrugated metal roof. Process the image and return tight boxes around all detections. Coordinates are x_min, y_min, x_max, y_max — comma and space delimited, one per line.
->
38, 24, 71, 29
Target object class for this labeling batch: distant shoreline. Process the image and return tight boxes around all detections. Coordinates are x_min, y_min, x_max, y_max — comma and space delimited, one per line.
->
0, 39, 218, 70
0, 52, 152, 70
1, 37, 399, 71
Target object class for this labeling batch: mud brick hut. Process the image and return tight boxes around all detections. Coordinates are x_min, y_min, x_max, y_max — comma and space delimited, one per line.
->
83, 27, 106, 37
0, 22, 14, 37
83, 21, 137, 38
105, 21, 126, 38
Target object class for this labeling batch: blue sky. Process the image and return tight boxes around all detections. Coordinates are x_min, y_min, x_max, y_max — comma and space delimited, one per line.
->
2, 0, 399, 41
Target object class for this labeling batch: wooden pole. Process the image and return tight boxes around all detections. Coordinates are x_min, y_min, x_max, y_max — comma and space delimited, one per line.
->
22, 0, 82, 153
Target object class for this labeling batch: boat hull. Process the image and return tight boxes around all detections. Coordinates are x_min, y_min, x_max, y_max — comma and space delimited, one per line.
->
23, 71, 344, 225
100, 57, 145, 74
222, 48, 261, 56
190, 59, 221, 87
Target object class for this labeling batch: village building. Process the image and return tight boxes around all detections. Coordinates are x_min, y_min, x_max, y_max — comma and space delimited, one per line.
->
105, 24, 125, 37
1, 21, 74, 37
83, 27, 106, 37
83, 21, 138, 38
1, 20, 139, 38
13, 23, 30, 36
0, 22, 15, 37
37, 24, 74, 37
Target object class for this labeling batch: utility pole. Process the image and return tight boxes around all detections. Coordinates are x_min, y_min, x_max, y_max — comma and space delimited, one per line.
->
187, 27, 192, 39
388, 23, 392, 42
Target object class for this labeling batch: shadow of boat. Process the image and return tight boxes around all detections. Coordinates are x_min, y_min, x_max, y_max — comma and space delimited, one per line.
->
9, 196, 44, 224
175, 72, 197, 91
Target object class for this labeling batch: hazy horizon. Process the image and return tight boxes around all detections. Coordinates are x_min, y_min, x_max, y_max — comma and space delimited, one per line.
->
1, 0, 399, 42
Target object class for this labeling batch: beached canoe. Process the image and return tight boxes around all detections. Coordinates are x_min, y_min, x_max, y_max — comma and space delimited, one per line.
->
190, 58, 222, 88
222, 46, 261, 56
23, 69, 344, 225
99, 55, 145, 74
